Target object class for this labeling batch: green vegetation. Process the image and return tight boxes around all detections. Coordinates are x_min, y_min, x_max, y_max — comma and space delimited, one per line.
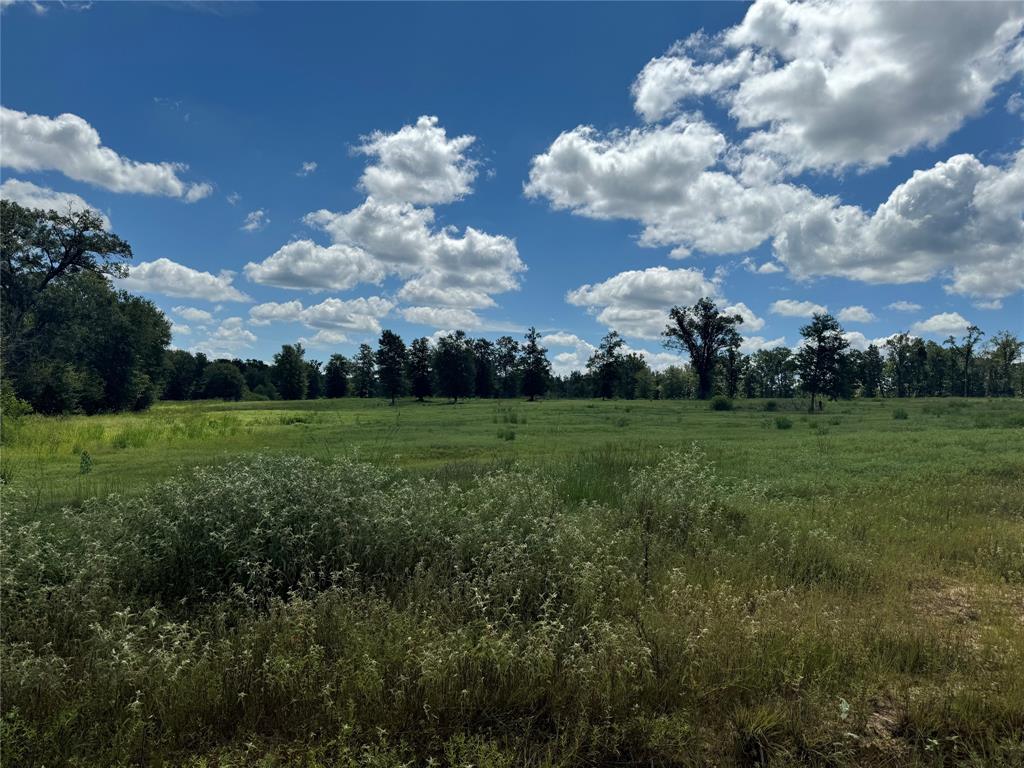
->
2, 397, 1023, 766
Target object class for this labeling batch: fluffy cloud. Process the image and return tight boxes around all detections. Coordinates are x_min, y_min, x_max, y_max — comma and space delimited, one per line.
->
566, 266, 720, 338
249, 297, 393, 334
171, 306, 214, 324
355, 115, 477, 205
0, 107, 211, 200
634, 1, 1024, 174
911, 312, 972, 336
0, 178, 110, 228
244, 240, 386, 292
770, 299, 826, 317
774, 151, 1024, 299
300, 329, 348, 347
241, 209, 269, 232
740, 335, 787, 354
888, 300, 922, 312
296, 161, 317, 177
119, 258, 249, 301
251, 117, 524, 321
192, 317, 257, 357
401, 306, 481, 329
837, 305, 877, 323
723, 301, 764, 331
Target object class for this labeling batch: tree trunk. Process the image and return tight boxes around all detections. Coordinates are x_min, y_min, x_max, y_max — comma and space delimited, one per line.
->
697, 369, 713, 400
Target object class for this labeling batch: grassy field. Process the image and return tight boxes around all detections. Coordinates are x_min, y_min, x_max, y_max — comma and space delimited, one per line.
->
2, 397, 1023, 766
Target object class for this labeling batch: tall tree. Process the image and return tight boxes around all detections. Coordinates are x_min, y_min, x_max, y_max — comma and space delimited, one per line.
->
201, 361, 246, 401
1, 201, 132, 367
520, 327, 551, 402
719, 345, 746, 399
985, 331, 1023, 397
272, 343, 308, 401
472, 338, 496, 398
795, 313, 849, 412
376, 330, 408, 405
433, 331, 475, 403
861, 344, 884, 398
586, 330, 625, 399
946, 325, 984, 397
162, 349, 204, 401
305, 359, 324, 399
663, 298, 743, 400
324, 354, 350, 398
406, 337, 433, 401
494, 335, 521, 398
352, 343, 377, 398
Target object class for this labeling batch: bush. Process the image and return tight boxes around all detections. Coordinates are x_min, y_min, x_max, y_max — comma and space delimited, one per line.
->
710, 395, 734, 411
892, 408, 909, 420
763, 400, 778, 412
775, 416, 793, 430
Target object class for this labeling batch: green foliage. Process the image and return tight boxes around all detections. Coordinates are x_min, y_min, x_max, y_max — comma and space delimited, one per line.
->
272, 344, 308, 401
433, 331, 475, 403
375, 330, 407, 404
709, 395, 733, 411
2, 399, 1024, 765
762, 400, 778, 411
520, 326, 550, 401
774, 416, 793, 430
324, 353, 350, 398
663, 298, 743, 400
200, 361, 246, 401
893, 407, 909, 420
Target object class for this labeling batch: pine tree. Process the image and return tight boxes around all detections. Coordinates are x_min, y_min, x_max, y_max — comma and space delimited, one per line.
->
520, 327, 551, 401
376, 330, 408, 405
406, 337, 433, 401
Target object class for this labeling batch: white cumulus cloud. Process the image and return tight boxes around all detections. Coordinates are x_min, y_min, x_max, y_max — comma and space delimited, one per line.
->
120, 258, 249, 302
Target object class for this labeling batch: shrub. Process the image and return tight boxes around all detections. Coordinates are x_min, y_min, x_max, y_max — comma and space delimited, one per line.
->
763, 400, 778, 412
775, 416, 793, 430
710, 395, 733, 411
893, 408, 909, 420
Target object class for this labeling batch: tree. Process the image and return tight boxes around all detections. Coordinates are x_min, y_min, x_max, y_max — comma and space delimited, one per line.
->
946, 326, 984, 397
586, 330, 625, 399
494, 335, 521, 398
748, 347, 794, 398
472, 338, 496, 398
406, 337, 433, 401
200, 361, 246, 401
376, 330, 408, 405
1, 200, 132, 367
520, 327, 551, 402
163, 349, 205, 400
719, 345, 746, 399
433, 331, 475, 403
8, 272, 170, 414
272, 343, 308, 401
663, 298, 743, 400
985, 331, 1023, 397
795, 313, 849, 412
352, 343, 377, 398
305, 359, 324, 399
861, 344, 884, 398
324, 354, 350, 398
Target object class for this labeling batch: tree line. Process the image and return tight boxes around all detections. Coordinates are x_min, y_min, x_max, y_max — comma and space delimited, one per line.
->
2, 199, 1021, 415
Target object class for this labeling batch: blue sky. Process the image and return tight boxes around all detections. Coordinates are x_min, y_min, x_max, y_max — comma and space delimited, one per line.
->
2, 0, 1022, 372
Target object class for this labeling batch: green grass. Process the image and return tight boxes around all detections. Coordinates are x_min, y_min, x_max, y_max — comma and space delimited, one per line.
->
2, 396, 1023, 766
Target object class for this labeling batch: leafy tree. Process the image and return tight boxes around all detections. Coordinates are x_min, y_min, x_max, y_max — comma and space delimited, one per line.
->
985, 331, 1023, 397
352, 343, 377, 398
324, 354, 350, 398
472, 338, 496, 398
163, 349, 205, 400
719, 345, 746, 399
272, 343, 308, 401
663, 298, 743, 400
406, 337, 433, 401
586, 330, 625, 399
494, 335, 521, 398
861, 344, 884, 398
9, 272, 169, 414
306, 359, 324, 399
945, 325, 984, 398
520, 327, 551, 402
795, 313, 849, 412
747, 347, 794, 398
376, 330, 408, 405
433, 331, 475, 403
200, 361, 246, 401
1, 200, 132, 367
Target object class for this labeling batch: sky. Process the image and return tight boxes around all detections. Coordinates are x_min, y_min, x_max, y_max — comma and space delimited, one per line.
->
2, 0, 1022, 374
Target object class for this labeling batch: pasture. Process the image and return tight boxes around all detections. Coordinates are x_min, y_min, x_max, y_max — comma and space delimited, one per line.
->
2, 397, 1023, 766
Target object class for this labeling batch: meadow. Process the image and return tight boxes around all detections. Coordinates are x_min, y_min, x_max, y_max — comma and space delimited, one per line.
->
2, 396, 1023, 766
